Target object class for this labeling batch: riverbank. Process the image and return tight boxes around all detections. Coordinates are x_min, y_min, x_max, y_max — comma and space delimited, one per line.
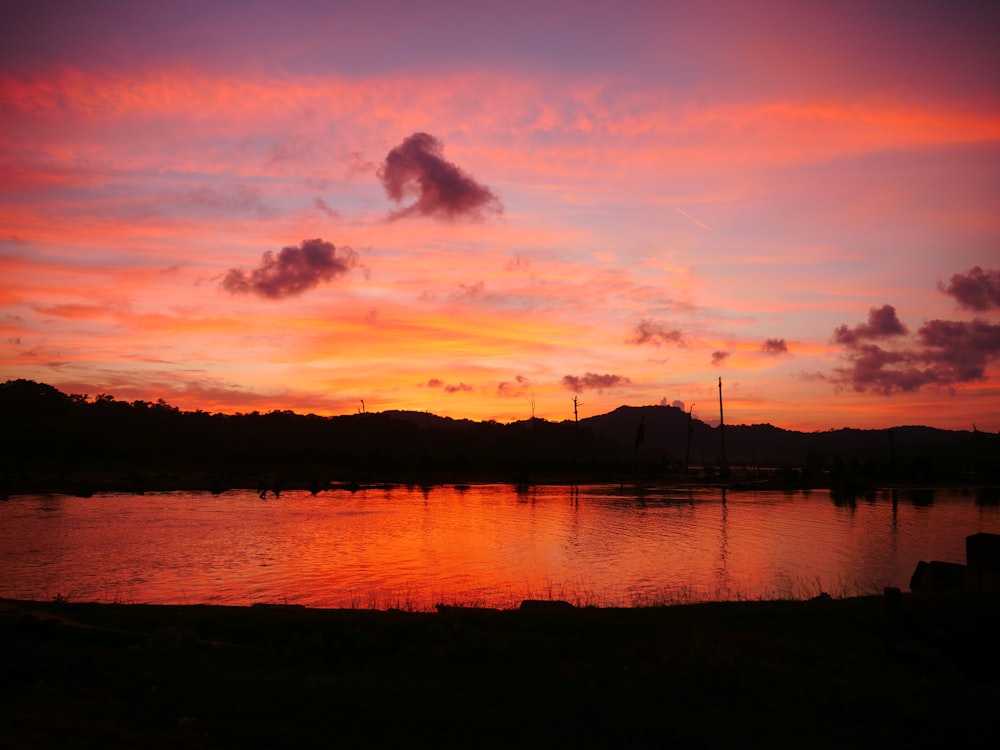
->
4, 466, 995, 500
3, 592, 998, 748
0, 467, 785, 498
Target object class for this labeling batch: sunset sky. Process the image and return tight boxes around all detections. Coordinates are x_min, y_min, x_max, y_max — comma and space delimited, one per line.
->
2, 0, 999, 432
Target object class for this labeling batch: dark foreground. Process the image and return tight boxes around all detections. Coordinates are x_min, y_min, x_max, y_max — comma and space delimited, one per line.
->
3, 594, 999, 749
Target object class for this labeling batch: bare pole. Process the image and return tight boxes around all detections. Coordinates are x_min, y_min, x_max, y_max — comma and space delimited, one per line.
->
571, 396, 583, 476
718, 377, 728, 476
684, 403, 695, 473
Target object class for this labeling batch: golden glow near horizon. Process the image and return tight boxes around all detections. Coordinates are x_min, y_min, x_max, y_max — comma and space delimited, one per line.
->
2, 1, 999, 431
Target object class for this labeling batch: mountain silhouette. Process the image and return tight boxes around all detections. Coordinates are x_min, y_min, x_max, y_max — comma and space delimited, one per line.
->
1, 379, 996, 494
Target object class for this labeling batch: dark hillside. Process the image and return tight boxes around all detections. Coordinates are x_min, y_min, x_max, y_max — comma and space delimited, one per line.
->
1, 380, 996, 493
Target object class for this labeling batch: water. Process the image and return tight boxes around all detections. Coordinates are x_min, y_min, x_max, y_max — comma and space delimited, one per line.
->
2, 485, 998, 610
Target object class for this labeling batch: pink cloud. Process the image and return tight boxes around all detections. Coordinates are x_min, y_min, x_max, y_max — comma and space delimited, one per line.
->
761, 338, 788, 355
832, 305, 908, 346
628, 319, 685, 346
832, 303, 1000, 395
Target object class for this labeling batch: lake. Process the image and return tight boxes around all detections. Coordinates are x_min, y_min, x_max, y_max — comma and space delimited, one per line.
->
2, 484, 998, 610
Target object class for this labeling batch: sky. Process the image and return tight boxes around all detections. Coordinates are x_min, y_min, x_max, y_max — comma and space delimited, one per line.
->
2, 0, 999, 432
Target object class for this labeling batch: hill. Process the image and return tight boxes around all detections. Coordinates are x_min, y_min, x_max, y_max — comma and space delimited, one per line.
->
1, 379, 996, 494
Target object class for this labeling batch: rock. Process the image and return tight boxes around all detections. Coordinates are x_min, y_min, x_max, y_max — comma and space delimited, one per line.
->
966, 532, 1000, 592
909, 560, 966, 592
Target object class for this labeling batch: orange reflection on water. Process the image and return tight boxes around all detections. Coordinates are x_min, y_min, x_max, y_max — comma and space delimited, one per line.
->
1, 485, 997, 609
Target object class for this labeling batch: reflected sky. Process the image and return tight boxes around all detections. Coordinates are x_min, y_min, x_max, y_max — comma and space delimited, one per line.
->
2, 485, 998, 609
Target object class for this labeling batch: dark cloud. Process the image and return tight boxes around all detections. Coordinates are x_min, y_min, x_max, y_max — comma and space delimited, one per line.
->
628, 319, 685, 346
427, 378, 473, 393
918, 318, 1000, 380
761, 338, 788, 355
832, 304, 908, 346
497, 374, 530, 397
222, 238, 358, 299
939, 266, 1000, 311
378, 132, 502, 220
832, 315, 1000, 394
560, 372, 631, 393
711, 351, 730, 365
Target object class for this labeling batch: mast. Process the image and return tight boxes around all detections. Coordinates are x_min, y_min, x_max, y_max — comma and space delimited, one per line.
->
718, 377, 728, 476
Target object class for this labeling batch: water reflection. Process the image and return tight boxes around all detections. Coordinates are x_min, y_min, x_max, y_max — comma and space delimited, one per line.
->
0, 485, 998, 610
904, 488, 936, 507
976, 487, 1000, 506
715, 499, 731, 597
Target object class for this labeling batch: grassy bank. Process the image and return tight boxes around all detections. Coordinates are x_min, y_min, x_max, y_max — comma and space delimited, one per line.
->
3, 593, 999, 748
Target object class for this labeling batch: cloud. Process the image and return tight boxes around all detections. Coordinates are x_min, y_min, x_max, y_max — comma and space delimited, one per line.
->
497, 374, 530, 397
711, 351, 730, 365
560, 372, 631, 393
314, 197, 340, 218
221, 238, 359, 299
175, 184, 267, 216
939, 266, 1000, 311
426, 378, 473, 393
378, 132, 503, 220
832, 304, 908, 346
659, 398, 686, 410
761, 338, 788, 355
455, 281, 486, 298
918, 318, 1000, 381
628, 319, 685, 346
831, 314, 1000, 394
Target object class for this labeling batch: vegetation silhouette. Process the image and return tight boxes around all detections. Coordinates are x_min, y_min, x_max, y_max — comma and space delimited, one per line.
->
3, 591, 999, 749
1, 379, 996, 496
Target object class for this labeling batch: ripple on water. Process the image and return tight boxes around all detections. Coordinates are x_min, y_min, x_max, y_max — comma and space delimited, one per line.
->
1, 486, 997, 608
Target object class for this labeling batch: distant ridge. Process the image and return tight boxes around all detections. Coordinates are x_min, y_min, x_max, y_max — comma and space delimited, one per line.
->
1, 380, 996, 492
580, 404, 976, 466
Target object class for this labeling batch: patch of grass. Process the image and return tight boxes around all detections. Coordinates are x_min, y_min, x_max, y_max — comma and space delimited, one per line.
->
2, 593, 998, 748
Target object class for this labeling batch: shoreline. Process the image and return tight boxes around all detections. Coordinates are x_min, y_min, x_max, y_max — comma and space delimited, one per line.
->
4, 468, 995, 500
3, 592, 999, 748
